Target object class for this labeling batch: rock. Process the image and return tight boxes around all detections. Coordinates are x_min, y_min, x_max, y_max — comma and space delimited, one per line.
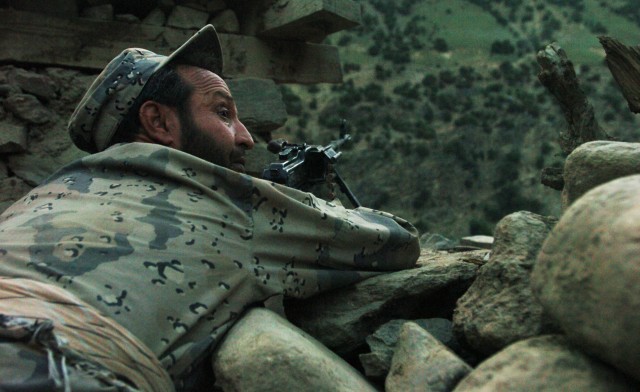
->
209, 9, 240, 33
386, 322, 471, 392
142, 8, 167, 26
562, 141, 640, 208
212, 307, 377, 392
0, 122, 28, 154
205, 0, 227, 13
80, 4, 114, 20
0, 84, 19, 98
13, 69, 57, 102
3, 94, 53, 125
245, 141, 276, 178
166, 5, 210, 29
9, 0, 78, 18
0, 176, 33, 214
453, 211, 558, 356
420, 232, 456, 250
532, 175, 640, 381
285, 251, 480, 356
44, 68, 96, 107
453, 335, 639, 392
114, 14, 141, 23
7, 117, 86, 185
360, 318, 465, 379
158, 0, 176, 13
226, 78, 288, 135
459, 235, 493, 250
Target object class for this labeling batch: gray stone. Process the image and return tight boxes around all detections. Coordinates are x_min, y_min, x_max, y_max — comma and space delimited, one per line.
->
0, 122, 28, 154
0, 176, 33, 214
459, 235, 493, 249
0, 84, 19, 98
419, 232, 456, 250
212, 308, 377, 392
3, 94, 53, 125
533, 175, 640, 382
386, 322, 471, 392
115, 14, 141, 23
158, 0, 176, 13
453, 211, 558, 356
453, 335, 639, 392
44, 68, 96, 108
205, 0, 227, 13
226, 78, 288, 134
80, 4, 114, 20
142, 8, 167, 26
360, 318, 462, 378
7, 117, 86, 185
9, 0, 78, 18
562, 141, 640, 208
13, 69, 57, 102
286, 254, 479, 356
209, 9, 240, 33
245, 141, 278, 179
166, 5, 210, 29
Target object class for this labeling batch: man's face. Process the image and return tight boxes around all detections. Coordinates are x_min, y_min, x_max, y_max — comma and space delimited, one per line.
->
175, 66, 254, 173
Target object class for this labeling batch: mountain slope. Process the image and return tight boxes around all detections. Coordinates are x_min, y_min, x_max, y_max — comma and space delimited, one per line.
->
277, 0, 640, 239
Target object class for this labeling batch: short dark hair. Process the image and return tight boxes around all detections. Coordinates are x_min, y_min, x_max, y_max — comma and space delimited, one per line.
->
110, 64, 193, 145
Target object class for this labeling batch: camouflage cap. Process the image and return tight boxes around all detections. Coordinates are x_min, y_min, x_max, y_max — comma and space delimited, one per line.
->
68, 25, 223, 153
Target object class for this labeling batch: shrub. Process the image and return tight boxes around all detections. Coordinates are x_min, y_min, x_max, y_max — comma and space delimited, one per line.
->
433, 38, 449, 53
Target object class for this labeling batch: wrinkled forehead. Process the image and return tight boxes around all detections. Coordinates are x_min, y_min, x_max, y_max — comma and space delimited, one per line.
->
176, 65, 233, 101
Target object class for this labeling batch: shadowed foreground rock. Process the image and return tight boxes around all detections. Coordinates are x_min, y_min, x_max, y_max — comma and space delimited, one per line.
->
285, 250, 482, 356
386, 322, 471, 392
453, 335, 639, 392
533, 175, 640, 381
359, 318, 466, 379
453, 211, 559, 356
212, 308, 377, 392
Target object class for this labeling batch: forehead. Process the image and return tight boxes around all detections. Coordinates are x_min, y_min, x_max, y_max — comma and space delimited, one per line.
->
176, 65, 231, 100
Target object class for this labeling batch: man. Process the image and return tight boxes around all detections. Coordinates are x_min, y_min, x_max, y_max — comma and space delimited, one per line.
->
0, 25, 420, 390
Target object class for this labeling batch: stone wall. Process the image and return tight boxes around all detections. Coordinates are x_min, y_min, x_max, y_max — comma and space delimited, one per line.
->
0, 0, 360, 213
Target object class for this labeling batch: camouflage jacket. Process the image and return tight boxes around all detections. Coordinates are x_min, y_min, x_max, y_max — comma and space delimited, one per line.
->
0, 142, 420, 387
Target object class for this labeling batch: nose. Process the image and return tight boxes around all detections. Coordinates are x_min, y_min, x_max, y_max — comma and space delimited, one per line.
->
235, 120, 255, 150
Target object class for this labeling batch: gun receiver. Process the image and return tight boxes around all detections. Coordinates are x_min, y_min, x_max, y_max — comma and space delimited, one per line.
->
262, 123, 361, 208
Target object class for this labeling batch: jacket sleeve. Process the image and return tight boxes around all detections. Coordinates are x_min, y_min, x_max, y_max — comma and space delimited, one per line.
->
250, 179, 420, 296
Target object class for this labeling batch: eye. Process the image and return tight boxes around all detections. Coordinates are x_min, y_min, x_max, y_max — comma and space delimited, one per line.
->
217, 107, 232, 124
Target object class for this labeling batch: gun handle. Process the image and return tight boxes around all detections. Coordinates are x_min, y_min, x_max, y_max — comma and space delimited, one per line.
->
332, 168, 361, 208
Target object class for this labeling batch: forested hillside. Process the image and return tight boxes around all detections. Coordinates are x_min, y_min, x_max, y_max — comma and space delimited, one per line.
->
277, 0, 640, 239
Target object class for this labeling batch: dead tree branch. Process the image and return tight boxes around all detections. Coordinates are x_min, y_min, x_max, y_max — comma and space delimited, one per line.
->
536, 43, 611, 190
600, 36, 640, 113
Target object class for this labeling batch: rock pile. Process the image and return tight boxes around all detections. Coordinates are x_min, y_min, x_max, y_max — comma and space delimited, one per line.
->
212, 140, 640, 391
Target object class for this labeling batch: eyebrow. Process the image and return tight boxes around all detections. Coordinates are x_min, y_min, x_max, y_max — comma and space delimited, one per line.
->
212, 90, 235, 104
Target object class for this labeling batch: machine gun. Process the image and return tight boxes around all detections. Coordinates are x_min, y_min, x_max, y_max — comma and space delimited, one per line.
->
262, 121, 361, 208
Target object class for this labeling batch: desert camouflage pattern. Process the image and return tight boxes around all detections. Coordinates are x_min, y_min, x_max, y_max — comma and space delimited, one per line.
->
0, 277, 171, 391
0, 142, 420, 389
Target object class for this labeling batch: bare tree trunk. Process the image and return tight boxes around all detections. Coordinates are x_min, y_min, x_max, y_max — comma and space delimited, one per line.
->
536, 43, 611, 190
600, 36, 640, 114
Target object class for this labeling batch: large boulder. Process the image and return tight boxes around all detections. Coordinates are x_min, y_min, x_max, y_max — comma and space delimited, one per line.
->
562, 141, 640, 208
285, 249, 481, 356
212, 307, 377, 392
453, 335, 639, 392
453, 211, 558, 356
532, 175, 640, 381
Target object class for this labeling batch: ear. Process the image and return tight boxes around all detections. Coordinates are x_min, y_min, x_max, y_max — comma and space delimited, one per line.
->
135, 101, 181, 147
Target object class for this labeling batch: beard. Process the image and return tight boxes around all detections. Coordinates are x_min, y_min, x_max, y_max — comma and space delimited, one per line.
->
178, 110, 245, 172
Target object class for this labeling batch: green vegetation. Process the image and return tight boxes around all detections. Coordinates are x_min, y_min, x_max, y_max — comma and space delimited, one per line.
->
277, 0, 640, 239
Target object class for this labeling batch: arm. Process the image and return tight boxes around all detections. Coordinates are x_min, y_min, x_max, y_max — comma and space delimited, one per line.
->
251, 180, 420, 296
